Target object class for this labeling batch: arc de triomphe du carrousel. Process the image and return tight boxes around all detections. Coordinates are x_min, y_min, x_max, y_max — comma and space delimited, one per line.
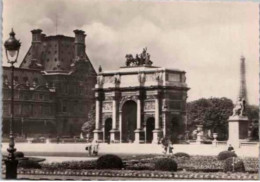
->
93, 48, 189, 144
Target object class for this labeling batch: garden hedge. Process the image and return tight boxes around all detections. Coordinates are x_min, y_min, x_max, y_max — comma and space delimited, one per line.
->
223, 157, 245, 173
96, 154, 124, 169
154, 158, 178, 171
14, 151, 25, 158
217, 151, 237, 161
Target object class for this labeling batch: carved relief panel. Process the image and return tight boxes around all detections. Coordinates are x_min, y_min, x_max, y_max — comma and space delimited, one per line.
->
144, 100, 155, 111
102, 102, 112, 112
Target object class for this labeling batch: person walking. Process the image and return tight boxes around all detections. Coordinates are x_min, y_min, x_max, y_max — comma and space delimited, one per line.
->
92, 141, 99, 156
85, 144, 92, 156
168, 141, 174, 155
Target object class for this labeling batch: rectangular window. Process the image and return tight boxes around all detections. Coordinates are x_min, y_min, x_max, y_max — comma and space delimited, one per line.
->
3, 103, 9, 115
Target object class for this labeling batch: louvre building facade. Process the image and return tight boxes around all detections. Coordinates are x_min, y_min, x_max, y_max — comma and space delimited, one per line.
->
2, 29, 96, 138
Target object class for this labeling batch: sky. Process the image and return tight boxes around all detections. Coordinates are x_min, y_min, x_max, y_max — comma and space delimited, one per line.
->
2, 0, 259, 105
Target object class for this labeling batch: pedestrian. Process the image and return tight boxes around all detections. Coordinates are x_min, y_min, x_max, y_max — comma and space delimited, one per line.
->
161, 138, 168, 155
85, 144, 92, 156
168, 141, 174, 155
92, 141, 99, 156
228, 144, 234, 152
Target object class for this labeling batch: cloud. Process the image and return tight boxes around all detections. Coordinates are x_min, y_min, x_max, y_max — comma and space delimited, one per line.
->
2, 0, 259, 105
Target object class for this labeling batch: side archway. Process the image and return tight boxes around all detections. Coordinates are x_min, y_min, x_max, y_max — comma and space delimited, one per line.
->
145, 117, 155, 143
104, 118, 112, 143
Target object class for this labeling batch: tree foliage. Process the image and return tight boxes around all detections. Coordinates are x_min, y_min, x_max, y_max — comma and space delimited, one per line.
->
247, 105, 259, 141
187, 97, 233, 140
81, 104, 95, 139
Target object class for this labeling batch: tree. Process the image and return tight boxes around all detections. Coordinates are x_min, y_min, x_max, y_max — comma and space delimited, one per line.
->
81, 104, 95, 139
247, 105, 259, 141
187, 97, 233, 140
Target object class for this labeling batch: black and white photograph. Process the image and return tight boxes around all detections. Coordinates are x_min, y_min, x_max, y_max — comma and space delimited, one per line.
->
1, 0, 259, 180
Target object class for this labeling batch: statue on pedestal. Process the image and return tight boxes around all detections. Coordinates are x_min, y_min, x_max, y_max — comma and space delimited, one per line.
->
232, 97, 246, 117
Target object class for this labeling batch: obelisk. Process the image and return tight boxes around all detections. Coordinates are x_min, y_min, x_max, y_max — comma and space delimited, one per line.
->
227, 56, 249, 148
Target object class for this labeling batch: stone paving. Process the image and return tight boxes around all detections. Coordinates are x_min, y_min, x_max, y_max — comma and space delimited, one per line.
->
1, 143, 259, 157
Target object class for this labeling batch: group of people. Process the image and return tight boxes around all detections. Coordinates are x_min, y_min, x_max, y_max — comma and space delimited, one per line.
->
85, 141, 99, 156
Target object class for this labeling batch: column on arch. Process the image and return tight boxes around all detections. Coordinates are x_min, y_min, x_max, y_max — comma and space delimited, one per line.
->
110, 93, 120, 142
134, 95, 143, 144
93, 93, 102, 142
152, 93, 162, 144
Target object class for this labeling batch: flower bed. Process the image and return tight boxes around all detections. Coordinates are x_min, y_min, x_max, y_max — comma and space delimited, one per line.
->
1, 168, 258, 180
242, 157, 259, 173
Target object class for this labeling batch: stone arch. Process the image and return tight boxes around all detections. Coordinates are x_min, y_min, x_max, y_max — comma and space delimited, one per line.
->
102, 114, 112, 126
169, 115, 184, 143
104, 118, 112, 143
119, 96, 138, 112
121, 100, 137, 143
145, 117, 155, 143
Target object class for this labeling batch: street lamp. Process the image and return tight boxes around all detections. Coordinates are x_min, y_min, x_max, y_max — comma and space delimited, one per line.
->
4, 28, 21, 179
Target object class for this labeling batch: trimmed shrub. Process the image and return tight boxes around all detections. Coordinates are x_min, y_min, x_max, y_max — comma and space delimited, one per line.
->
173, 152, 190, 159
18, 160, 41, 169
126, 163, 155, 170
154, 158, 177, 171
223, 157, 245, 172
96, 154, 124, 169
14, 151, 24, 158
217, 151, 237, 161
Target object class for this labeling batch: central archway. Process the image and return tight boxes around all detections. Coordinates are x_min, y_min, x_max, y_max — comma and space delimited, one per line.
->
121, 100, 137, 143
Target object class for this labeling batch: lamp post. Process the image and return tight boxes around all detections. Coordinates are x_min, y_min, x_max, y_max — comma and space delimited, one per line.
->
4, 28, 21, 179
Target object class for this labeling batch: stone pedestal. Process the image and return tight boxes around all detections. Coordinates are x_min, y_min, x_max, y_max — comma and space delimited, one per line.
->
196, 125, 203, 144
152, 129, 162, 144
110, 129, 120, 143
93, 129, 102, 142
134, 129, 144, 144
227, 115, 249, 148
212, 133, 218, 147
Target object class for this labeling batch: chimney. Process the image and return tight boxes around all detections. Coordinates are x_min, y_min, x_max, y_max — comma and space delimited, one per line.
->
31, 29, 42, 43
30, 29, 43, 69
73, 29, 86, 59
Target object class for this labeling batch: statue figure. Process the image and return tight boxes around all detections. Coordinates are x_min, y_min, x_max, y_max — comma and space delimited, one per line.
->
125, 54, 134, 66
98, 65, 102, 73
232, 97, 246, 117
138, 72, 146, 84
135, 54, 141, 66
97, 75, 104, 87
125, 48, 153, 67
141, 47, 147, 60
114, 74, 121, 85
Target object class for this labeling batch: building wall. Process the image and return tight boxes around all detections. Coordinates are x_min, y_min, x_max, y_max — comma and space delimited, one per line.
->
2, 68, 56, 137
2, 29, 96, 138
